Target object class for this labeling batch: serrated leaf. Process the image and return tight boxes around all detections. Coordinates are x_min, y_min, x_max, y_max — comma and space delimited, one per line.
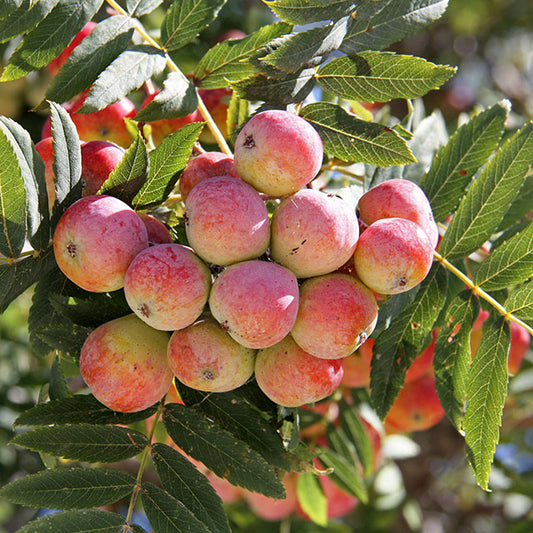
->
175, 383, 290, 470
300, 102, 416, 166
152, 443, 230, 533
0, 117, 50, 252
231, 67, 316, 106
370, 264, 447, 419
498, 174, 533, 232
0, 0, 58, 45
98, 132, 147, 204
15, 394, 157, 427
141, 482, 211, 533
341, 0, 449, 54
472, 222, 533, 291
261, 16, 350, 73
135, 71, 198, 122
464, 315, 510, 490
434, 290, 479, 431
420, 100, 509, 222
126, 0, 163, 16
12, 424, 149, 463
505, 283, 533, 326
81, 45, 167, 113
439, 121, 533, 261
34, 321, 92, 359
227, 92, 250, 141
49, 354, 72, 400
17, 509, 131, 533
194, 22, 292, 89
133, 122, 203, 209
266, 0, 355, 25
163, 403, 285, 498
161, 0, 226, 52
0, 467, 135, 509
0, 0, 23, 20
317, 52, 455, 103
46, 15, 136, 105
0, 0, 103, 81
297, 472, 327, 526
0, 122, 27, 258
319, 449, 368, 503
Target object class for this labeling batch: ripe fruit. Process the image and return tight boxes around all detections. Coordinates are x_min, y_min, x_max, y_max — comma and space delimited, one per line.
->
53, 195, 149, 292
79, 314, 173, 413
209, 260, 299, 349
406, 333, 436, 382
179, 151, 240, 202
198, 88, 232, 144
124, 243, 211, 331
353, 217, 434, 294
291, 273, 378, 359
340, 338, 374, 388
508, 321, 531, 375
357, 178, 439, 248
80, 140, 125, 196
255, 335, 344, 407
234, 109, 323, 197
35, 136, 56, 210
138, 213, 173, 244
185, 176, 270, 266
270, 189, 359, 278
167, 317, 256, 392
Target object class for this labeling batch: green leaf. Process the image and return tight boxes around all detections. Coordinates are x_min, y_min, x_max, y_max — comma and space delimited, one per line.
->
163, 403, 285, 498
300, 102, 416, 166
498, 174, 533, 232
317, 52, 455, 103
175, 383, 290, 470
126, 0, 163, 16
14, 394, 157, 427
0, 0, 58, 45
152, 443, 230, 533
434, 290, 479, 431
0, 0, 104, 81
297, 472, 327, 526
261, 16, 350, 73
341, 0, 449, 54
370, 264, 447, 419
227, 92, 250, 141
194, 22, 291, 89
266, 0, 355, 25
420, 100, 509, 222
0, 0, 24, 20
133, 122, 203, 209
81, 45, 167, 113
472, 222, 533, 291
0, 121, 27, 258
12, 424, 149, 463
141, 482, 211, 533
231, 67, 316, 106
505, 283, 533, 326
49, 354, 72, 400
439, 121, 533, 261
46, 15, 136, 105
18, 509, 133, 533
135, 71, 198, 122
464, 315, 510, 490
0, 467, 135, 509
0, 116, 50, 252
98, 132, 148, 204
161, 0, 227, 52
319, 449, 368, 503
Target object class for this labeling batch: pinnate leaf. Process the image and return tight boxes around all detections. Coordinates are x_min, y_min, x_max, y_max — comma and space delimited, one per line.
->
126, 0, 163, 16
297, 472, 327, 526
505, 283, 533, 326
300, 102, 416, 167
266, 0, 355, 25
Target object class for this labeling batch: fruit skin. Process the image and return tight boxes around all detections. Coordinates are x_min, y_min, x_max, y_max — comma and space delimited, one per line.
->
124, 243, 211, 331
167, 316, 256, 392
234, 109, 323, 197
35, 136, 56, 210
53, 195, 149, 292
406, 332, 436, 383
198, 88, 232, 144
185, 176, 270, 266
291, 273, 378, 359
79, 314, 173, 413
357, 178, 439, 249
179, 151, 240, 202
255, 335, 344, 407
138, 213, 173, 244
353, 217, 434, 294
340, 338, 374, 388
270, 189, 359, 279
80, 140, 125, 196
209, 260, 299, 349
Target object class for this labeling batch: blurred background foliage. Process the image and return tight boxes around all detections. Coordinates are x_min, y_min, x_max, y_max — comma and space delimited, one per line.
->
1, 1, 533, 532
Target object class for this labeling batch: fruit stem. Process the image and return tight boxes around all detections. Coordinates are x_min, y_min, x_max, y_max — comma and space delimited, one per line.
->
434, 250, 533, 336
104, 0, 232, 156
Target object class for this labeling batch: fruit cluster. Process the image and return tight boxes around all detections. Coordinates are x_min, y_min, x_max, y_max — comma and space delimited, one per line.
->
51, 107, 439, 413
